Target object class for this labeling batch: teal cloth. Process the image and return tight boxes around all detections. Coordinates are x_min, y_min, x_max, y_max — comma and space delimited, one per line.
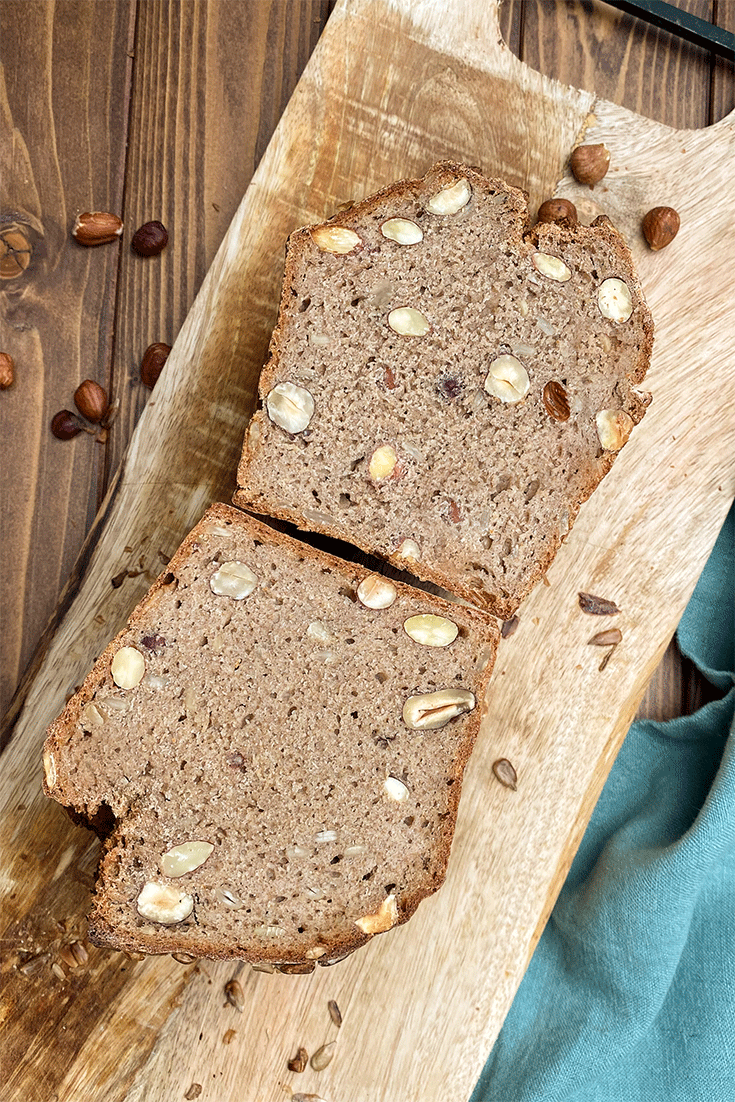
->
472, 503, 735, 1102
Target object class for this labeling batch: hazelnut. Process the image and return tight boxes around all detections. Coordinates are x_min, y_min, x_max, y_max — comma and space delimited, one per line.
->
387, 307, 431, 336
380, 218, 423, 245
140, 342, 172, 388
569, 143, 610, 187
0, 227, 32, 278
368, 444, 398, 480
354, 893, 398, 935
426, 178, 472, 215
74, 379, 109, 423
641, 206, 680, 251
72, 211, 124, 246
0, 352, 15, 389
484, 354, 530, 404
131, 220, 168, 256
596, 408, 634, 451
532, 252, 572, 282
50, 410, 84, 440
357, 574, 397, 609
265, 381, 315, 433
310, 224, 362, 253
536, 198, 578, 226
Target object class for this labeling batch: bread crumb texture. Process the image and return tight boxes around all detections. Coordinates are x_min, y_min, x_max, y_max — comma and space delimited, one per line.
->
43, 505, 498, 968
235, 162, 653, 619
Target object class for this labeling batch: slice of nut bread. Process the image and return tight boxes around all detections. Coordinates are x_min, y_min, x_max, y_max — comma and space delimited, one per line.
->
43, 504, 498, 968
234, 161, 653, 619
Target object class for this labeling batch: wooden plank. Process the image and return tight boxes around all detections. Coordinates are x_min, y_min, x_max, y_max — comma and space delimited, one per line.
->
712, 0, 735, 122
1, 0, 332, 735
104, 0, 332, 487
2, 2, 734, 1100
0, 0, 135, 719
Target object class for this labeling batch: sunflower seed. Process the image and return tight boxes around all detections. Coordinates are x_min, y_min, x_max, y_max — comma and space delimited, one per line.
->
328, 999, 343, 1028
224, 978, 244, 1012
492, 758, 518, 790
311, 1041, 336, 1071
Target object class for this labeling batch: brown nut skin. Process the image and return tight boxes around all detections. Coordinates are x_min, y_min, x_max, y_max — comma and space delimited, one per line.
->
569, 143, 610, 187
140, 342, 172, 388
642, 206, 680, 251
0, 352, 15, 389
131, 220, 168, 256
536, 198, 578, 226
73, 211, 124, 246
74, 379, 109, 422
51, 410, 83, 440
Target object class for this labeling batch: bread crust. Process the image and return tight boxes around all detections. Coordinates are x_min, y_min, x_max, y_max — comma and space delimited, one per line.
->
234, 161, 654, 619
43, 503, 499, 968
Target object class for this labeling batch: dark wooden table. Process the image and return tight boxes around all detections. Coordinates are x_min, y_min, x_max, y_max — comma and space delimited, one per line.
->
1, 0, 732, 732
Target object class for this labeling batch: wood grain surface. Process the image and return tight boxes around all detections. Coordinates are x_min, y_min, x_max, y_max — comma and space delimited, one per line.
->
1, 3, 733, 1101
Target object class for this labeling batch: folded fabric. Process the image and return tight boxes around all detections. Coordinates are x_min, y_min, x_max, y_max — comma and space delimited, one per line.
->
472, 503, 735, 1102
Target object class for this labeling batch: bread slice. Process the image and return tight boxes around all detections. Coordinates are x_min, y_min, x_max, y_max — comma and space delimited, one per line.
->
234, 161, 653, 619
43, 504, 498, 969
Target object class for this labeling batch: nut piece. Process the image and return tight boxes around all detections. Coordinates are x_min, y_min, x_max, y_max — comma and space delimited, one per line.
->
402, 688, 475, 730
395, 538, 420, 560
306, 620, 334, 643
111, 646, 146, 689
588, 627, 623, 646
368, 444, 397, 480
210, 561, 258, 599
51, 410, 83, 440
355, 893, 398, 934
532, 252, 572, 282
642, 206, 680, 251
578, 591, 621, 616
310, 224, 362, 254
136, 881, 194, 924
0, 352, 15, 389
288, 1047, 309, 1073
426, 178, 471, 215
43, 748, 57, 788
140, 342, 172, 388
160, 840, 215, 877
403, 614, 458, 647
357, 575, 397, 609
74, 379, 109, 423
543, 380, 571, 422
598, 278, 633, 322
380, 218, 424, 245
383, 776, 409, 802
569, 143, 610, 187
536, 198, 578, 226
387, 307, 430, 336
73, 211, 124, 246
265, 381, 315, 433
131, 220, 168, 256
596, 409, 634, 451
484, 355, 531, 404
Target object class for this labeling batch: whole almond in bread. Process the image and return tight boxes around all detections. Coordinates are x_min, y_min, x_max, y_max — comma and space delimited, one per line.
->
234, 161, 653, 619
43, 504, 499, 969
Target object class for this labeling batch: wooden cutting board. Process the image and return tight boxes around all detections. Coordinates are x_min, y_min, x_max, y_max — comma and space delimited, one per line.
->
2, 2, 734, 1099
